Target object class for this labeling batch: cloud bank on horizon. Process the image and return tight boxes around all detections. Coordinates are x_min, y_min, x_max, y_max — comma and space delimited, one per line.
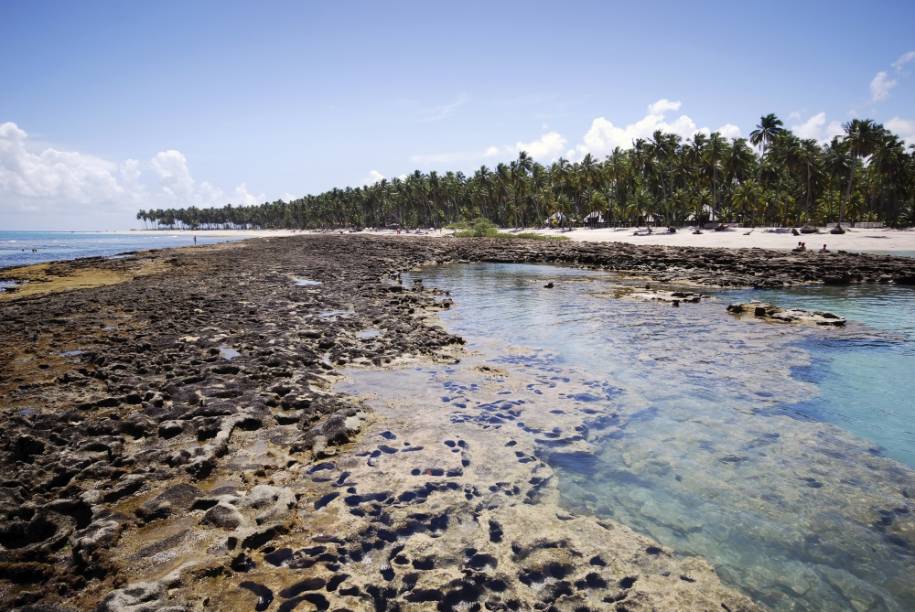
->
0, 122, 264, 226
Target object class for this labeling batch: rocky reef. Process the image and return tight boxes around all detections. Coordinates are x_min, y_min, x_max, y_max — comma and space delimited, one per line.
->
0, 234, 912, 610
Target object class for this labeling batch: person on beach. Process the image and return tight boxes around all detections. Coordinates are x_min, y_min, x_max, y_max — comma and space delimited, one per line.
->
821, 244, 829, 252
793, 242, 806, 252
193, 235, 197, 245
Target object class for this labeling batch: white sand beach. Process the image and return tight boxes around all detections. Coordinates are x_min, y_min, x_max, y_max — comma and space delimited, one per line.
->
524, 226, 915, 252
122, 226, 915, 253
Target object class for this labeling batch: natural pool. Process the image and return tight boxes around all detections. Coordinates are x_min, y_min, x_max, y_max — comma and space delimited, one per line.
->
342, 263, 915, 611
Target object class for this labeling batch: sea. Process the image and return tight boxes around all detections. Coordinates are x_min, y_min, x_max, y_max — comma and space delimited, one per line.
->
0, 231, 245, 270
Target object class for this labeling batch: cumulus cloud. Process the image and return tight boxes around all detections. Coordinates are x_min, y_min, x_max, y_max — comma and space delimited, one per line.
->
886, 117, 915, 146
483, 131, 568, 161
0, 121, 263, 223
151, 149, 195, 201
412, 100, 741, 167
0, 121, 128, 207
570, 98, 735, 158
716, 123, 742, 140
892, 50, 915, 71
232, 182, 265, 206
360, 169, 386, 186
790, 112, 844, 143
870, 71, 897, 102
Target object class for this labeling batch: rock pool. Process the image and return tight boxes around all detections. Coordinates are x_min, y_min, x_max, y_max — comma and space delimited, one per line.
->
340, 263, 915, 611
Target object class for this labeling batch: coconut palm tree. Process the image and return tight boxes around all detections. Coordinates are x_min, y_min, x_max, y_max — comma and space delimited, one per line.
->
837, 119, 881, 230
749, 114, 785, 159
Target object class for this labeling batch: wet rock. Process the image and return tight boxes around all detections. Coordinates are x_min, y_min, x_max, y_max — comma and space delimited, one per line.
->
239, 581, 273, 611
136, 484, 202, 523
202, 503, 244, 529
727, 302, 846, 326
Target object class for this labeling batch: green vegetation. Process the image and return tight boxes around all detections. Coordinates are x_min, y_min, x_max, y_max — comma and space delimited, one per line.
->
452, 218, 567, 240
137, 116, 915, 230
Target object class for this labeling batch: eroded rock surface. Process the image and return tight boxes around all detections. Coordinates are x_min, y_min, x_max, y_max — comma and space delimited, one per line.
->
1, 234, 913, 609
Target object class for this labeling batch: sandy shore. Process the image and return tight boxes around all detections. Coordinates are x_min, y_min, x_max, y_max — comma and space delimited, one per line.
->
123, 226, 915, 252
525, 226, 915, 252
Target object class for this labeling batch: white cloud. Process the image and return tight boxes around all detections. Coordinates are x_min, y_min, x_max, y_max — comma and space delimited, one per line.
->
572, 99, 731, 158
886, 117, 915, 146
870, 71, 897, 102
151, 149, 195, 201
361, 169, 385, 186
791, 112, 844, 143
0, 121, 128, 207
483, 131, 568, 161
892, 50, 915, 71
232, 182, 264, 205
716, 123, 742, 139
647, 98, 682, 114
0, 121, 264, 223
413, 99, 741, 167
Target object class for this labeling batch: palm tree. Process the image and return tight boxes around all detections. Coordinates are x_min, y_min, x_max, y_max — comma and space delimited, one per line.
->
703, 132, 727, 219
837, 119, 880, 230
137, 115, 914, 232
749, 114, 785, 160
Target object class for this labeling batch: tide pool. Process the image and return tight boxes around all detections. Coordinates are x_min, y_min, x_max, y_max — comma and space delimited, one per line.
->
342, 262, 915, 611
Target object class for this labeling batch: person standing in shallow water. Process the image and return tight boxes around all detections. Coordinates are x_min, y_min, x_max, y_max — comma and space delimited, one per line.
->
193, 235, 197, 245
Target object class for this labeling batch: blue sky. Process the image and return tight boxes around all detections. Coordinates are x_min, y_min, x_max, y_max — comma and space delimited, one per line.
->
1, 0, 914, 229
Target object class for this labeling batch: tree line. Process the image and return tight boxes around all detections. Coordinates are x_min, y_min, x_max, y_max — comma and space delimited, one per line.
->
137, 116, 915, 231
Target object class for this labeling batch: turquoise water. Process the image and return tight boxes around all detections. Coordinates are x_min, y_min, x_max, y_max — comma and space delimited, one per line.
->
725, 284, 915, 467
0, 231, 244, 269
364, 263, 915, 611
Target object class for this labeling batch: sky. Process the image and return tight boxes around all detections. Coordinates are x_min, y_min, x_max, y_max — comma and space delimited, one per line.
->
1, 0, 914, 230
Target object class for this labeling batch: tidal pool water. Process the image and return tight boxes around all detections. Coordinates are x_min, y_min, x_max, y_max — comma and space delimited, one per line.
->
345, 263, 915, 611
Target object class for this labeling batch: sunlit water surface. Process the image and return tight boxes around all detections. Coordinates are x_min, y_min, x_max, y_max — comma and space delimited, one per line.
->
345, 263, 915, 611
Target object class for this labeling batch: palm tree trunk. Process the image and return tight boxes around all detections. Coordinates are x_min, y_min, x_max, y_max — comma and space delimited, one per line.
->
806, 163, 812, 220
841, 159, 854, 227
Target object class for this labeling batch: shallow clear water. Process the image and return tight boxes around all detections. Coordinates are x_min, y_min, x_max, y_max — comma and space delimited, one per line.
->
349, 263, 915, 611
0, 230, 243, 269
724, 284, 915, 467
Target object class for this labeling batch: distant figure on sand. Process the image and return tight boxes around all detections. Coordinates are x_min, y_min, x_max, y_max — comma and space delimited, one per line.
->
792, 242, 806, 252
821, 244, 829, 253
193, 235, 197, 245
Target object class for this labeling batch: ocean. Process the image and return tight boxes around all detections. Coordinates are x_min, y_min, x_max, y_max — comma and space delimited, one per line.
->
0, 231, 245, 269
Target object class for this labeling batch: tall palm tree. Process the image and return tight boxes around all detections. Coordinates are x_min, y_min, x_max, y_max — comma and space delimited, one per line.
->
703, 133, 727, 218
749, 114, 785, 159
837, 119, 880, 230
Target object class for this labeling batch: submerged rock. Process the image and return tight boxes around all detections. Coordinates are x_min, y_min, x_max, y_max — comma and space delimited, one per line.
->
727, 302, 846, 326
